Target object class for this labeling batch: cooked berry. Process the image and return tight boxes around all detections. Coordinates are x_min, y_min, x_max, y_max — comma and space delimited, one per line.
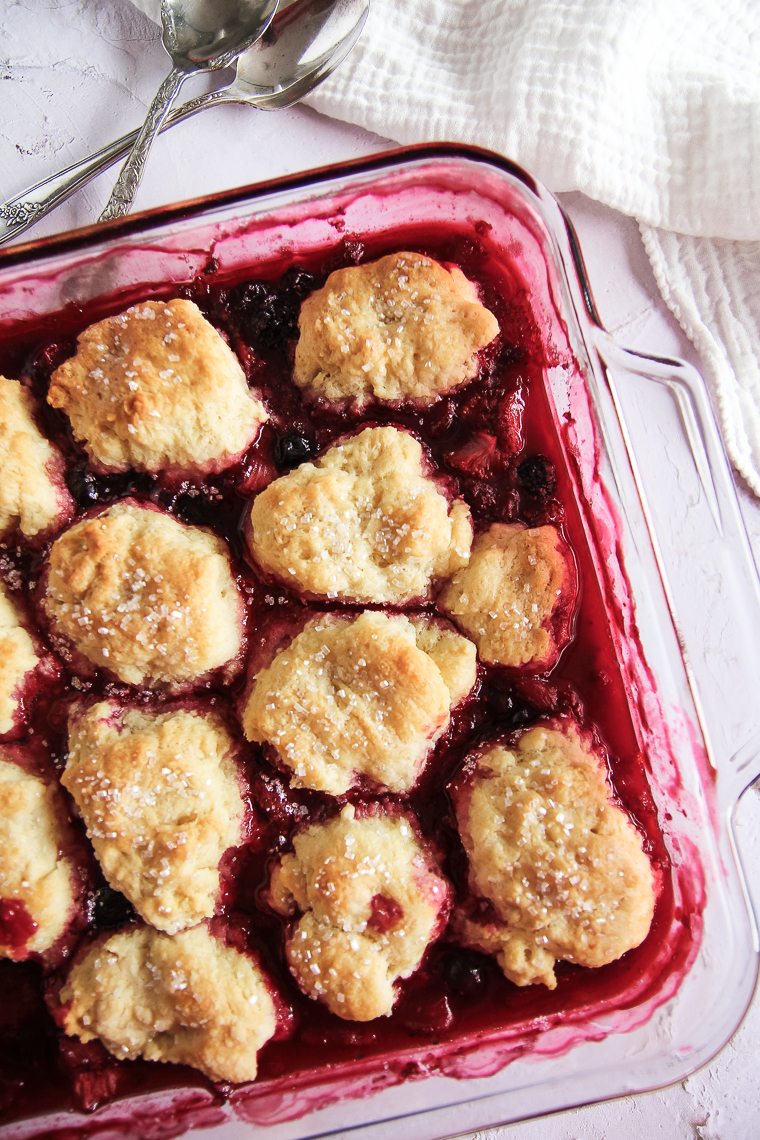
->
517, 454, 557, 497
274, 432, 314, 469
250, 768, 318, 827
66, 466, 99, 507
65, 467, 156, 509
399, 992, 453, 1033
443, 951, 488, 998
489, 687, 536, 727
230, 267, 315, 350
88, 886, 136, 931
32, 339, 75, 380
445, 432, 500, 478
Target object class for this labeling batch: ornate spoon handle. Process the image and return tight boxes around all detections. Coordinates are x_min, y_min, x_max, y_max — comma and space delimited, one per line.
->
0, 89, 231, 247
98, 66, 186, 222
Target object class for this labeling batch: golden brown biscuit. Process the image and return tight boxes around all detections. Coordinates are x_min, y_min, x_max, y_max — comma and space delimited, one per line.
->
438, 523, 576, 668
293, 252, 499, 402
61, 924, 277, 1083
44, 502, 244, 687
62, 702, 245, 934
0, 376, 71, 538
0, 585, 38, 735
248, 426, 472, 603
0, 755, 75, 958
452, 723, 656, 989
243, 611, 476, 795
270, 805, 450, 1020
48, 299, 267, 474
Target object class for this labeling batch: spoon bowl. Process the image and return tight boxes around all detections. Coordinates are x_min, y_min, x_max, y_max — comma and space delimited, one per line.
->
167, 0, 274, 64
236, 0, 368, 107
0, 0, 369, 245
99, 0, 278, 222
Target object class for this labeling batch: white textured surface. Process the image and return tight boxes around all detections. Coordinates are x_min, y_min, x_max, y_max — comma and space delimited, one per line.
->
295, 0, 760, 501
1, 1, 760, 1136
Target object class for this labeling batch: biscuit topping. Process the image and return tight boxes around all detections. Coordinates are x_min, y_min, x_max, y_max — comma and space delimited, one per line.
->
294, 252, 499, 402
62, 703, 245, 934
248, 426, 472, 603
243, 611, 476, 795
438, 523, 576, 667
44, 502, 243, 687
0, 376, 70, 538
452, 724, 656, 989
0, 755, 75, 959
48, 299, 267, 474
0, 585, 38, 736
61, 925, 277, 1083
270, 805, 451, 1020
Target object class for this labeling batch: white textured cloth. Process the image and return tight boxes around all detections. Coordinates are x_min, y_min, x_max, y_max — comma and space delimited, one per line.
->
133, 0, 760, 493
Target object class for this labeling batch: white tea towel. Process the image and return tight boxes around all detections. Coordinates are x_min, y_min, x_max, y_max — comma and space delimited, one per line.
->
641, 227, 760, 495
133, 0, 760, 493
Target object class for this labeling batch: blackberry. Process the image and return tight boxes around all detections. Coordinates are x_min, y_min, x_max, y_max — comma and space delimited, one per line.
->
275, 432, 314, 468
517, 454, 557, 498
230, 266, 315, 350
443, 951, 488, 998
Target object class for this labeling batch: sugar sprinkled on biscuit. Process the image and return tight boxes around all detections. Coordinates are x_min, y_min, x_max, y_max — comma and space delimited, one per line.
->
62, 702, 245, 934
0, 754, 75, 958
248, 426, 472, 604
243, 611, 476, 795
0, 376, 71, 539
270, 805, 450, 1020
48, 299, 267, 474
61, 924, 277, 1083
438, 523, 576, 668
452, 723, 656, 989
44, 502, 244, 687
294, 252, 499, 402
0, 585, 38, 736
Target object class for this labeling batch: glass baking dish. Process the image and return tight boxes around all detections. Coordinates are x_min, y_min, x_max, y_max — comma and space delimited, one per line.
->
2, 143, 760, 1140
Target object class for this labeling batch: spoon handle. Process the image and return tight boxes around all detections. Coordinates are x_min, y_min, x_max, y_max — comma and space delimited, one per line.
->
99, 66, 186, 223
0, 88, 238, 248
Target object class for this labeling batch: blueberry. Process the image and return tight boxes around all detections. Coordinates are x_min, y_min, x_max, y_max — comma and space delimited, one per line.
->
89, 886, 136, 930
511, 706, 535, 727
517, 454, 557, 498
484, 684, 535, 727
230, 267, 315, 349
275, 432, 314, 468
444, 951, 487, 998
66, 466, 99, 506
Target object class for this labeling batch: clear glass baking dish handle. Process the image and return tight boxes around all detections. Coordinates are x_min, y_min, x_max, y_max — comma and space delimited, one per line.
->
591, 327, 760, 813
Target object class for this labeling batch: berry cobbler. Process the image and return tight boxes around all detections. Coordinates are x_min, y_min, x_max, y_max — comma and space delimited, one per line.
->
0, 239, 667, 1135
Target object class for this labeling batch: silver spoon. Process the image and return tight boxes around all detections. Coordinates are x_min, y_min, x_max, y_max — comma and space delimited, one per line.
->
98, 0, 278, 223
0, 0, 368, 247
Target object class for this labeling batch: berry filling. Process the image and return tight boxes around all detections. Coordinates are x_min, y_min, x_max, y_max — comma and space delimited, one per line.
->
0, 221, 698, 1137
